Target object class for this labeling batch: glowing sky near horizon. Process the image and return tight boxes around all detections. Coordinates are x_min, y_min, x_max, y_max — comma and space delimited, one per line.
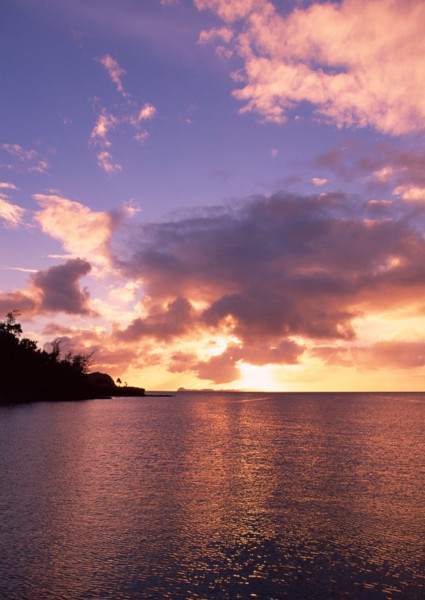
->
2, 0, 425, 391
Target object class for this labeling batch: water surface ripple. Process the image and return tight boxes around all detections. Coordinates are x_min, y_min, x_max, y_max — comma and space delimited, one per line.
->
0, 392, 424, 598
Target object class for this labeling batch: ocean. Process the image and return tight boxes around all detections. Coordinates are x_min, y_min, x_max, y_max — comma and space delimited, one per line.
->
0, 392, 424, 599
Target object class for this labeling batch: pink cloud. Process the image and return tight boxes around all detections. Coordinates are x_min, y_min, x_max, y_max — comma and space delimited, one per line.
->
198, 26, 233, 45
0, 198, 25, 228
98, 54, 127, 96
90, 110, 118, 147
138, 103, 157, 121
3, 143, 36, 161
0, 290, 38, 316
90, 58, 157, 172
312, 177, 328, 187
2, 144, 49, 173
33, 194, 115, 270
96, 151, 122, 174
195, 0, 425, 135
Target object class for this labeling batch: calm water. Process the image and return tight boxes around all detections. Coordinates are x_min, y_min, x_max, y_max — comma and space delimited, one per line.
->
0, 392, 424, 599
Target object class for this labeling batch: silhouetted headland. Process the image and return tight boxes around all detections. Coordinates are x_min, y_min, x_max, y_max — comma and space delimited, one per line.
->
0, 312, 146, 404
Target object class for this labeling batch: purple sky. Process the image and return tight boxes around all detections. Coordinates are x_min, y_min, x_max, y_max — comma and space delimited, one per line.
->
2, 0, 425, 391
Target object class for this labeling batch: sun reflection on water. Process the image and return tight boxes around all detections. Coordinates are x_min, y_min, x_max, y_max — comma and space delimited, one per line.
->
0, 393, 424, 598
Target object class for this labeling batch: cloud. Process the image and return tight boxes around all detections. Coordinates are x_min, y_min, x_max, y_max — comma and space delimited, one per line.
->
195, 348, 241, 384
0, 182, 18, 190
195, 0, 425, 135
314, 339, 425, 371
395, 186, 425, 202
117, 192, 425, 356
90, 55, 158, 172
138, 103, 157, 121
96, 151, 122, 174
315, 144, 425, 205
33, 194, 115, 270
0, 290, 37, 316
193, 338, 304, 384
312, 177, 328, 187
116, 297, 195, 342
2, 144, 49, 173
98, 55, 127, 96
90, 110, 118, 147
0, 198, 25, 228
0, 267, 38, 274
31, 259, 93, 315
3, 143, 36, 161
17, 187, 425, 388
198, 26, 233, 45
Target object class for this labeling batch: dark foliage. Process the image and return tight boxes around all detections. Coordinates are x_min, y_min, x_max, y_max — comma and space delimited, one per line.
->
0, 312, 144, 404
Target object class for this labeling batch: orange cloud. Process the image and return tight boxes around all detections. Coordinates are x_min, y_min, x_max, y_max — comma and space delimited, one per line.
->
33, 194, 114, 270
196, 0, 425, 135
138, 103, 157, 121
314, 339, 425, 371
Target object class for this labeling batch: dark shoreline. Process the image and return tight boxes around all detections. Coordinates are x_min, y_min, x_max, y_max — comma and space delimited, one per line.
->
0, 388, 174, 405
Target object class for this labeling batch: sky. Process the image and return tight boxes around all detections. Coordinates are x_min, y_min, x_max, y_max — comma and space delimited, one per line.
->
1, 0, 425, 391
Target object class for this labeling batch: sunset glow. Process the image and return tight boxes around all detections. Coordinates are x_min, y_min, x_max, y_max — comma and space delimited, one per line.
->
2, 0, 425, 390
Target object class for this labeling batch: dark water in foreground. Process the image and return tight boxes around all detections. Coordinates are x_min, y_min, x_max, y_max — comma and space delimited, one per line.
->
0, 392, 424, 599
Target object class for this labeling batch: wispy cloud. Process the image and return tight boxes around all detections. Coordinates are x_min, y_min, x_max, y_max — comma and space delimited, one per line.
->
198, 26, 233, 45
0, 266, 38, 273
90, 110, 118, 147
96, 151, 122, 174
0, 182, 18, 190
195, 0, 425, 135
3, 144, 36, 161
89, 58, 158, 172
138, 103, 157, 121
98, 54, 127, 96
2, 144, 49, 173
0, 198, 25, 228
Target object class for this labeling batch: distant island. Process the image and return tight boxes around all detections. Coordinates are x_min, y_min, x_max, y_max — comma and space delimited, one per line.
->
0, 312, 145, 404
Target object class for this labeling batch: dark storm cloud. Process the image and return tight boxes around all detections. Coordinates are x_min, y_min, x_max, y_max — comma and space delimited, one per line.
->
117, 192, 425, 351
31, 258, 93, 314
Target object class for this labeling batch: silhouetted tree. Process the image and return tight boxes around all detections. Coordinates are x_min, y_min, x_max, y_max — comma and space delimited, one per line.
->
0, 312, 94, 402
